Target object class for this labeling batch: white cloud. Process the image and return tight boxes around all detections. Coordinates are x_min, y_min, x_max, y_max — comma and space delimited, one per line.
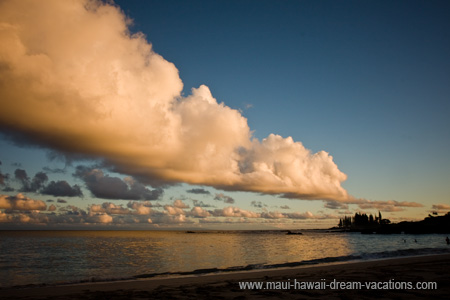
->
188, 206, 210, 218
127, 201, 152, 215
164, 205, 185, 216
0, 0, 350, 202
88, 213, 113, 224
211, 206, 260, 218
173, 199, 189, 209
260, 211, 285, 219
285, 211, 316, 219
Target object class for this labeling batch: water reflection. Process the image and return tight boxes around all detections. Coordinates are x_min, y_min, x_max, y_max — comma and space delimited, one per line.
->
0, 230, 448, 287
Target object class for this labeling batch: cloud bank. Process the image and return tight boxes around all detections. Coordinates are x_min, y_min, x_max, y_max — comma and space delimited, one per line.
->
0, 193, 336, 226
0, 0, 349, 201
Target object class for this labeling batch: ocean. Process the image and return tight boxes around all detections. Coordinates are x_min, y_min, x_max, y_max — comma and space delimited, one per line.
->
1, 230, 449, 288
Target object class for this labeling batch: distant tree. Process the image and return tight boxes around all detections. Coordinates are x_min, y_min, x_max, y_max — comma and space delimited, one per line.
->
338, 211, 390, 229
338, 216, 352, 228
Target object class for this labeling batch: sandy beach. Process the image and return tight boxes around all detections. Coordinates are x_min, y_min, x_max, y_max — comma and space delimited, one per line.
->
1, 254, 449, 299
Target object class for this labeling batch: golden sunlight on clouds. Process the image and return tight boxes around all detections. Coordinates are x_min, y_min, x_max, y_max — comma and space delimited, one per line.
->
0, 193, 46, 211
0, 0, 349, 202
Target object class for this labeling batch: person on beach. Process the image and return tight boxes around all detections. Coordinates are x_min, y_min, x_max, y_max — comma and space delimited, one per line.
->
446, 237, 449, 245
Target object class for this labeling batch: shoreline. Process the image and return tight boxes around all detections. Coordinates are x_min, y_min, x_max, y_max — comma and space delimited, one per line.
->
3, 248, 449, 289
2, 253, 450, 299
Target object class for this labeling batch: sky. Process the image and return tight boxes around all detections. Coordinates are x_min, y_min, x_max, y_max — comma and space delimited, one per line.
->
0, 0, 449, 230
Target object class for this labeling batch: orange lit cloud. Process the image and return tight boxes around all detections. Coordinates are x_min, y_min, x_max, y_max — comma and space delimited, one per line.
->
0, 0, 349, 202
0, 193, 46, 211
0, 193, 338, 226
357, 200, 423, 212
431, 204, 450, 214
432, 204, 450, 210
188, 206, 211, 218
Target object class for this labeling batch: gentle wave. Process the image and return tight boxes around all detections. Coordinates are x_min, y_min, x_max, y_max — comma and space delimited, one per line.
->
2, 231, 449, 289
5, 247, 447, 290
134, 247, 450, 278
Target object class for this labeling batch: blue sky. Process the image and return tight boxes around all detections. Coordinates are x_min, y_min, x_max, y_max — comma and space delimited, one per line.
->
117, 0, 450, 201
0, 0, 449, 229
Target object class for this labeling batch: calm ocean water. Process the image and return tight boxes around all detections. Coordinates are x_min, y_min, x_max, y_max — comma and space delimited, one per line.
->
0, 230, 449, 288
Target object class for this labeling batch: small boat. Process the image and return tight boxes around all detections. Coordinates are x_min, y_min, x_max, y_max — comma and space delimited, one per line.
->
286, 230, 302, 235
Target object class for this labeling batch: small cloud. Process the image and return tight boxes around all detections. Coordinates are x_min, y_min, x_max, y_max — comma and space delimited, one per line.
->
0, 171, 9, 186
173, 199, 189, 209
324, 200, 349, 210
338, 210, 353, 215
90, 202, 130, 215
88, 213, 113, 224
192, 199, 214, 208
431, 204, 450, 214
14, 169, 50, 193
164, 205, 186, 216
250, 201, 266, 208
432, 204, 450, 210
60, 205, 86, 215
214, 193, 235, 204
41, 181, 83, 197
285, 211, 315, 219
211, 207, 259, 218
260, 211, 284, 219
357, 200, 423, 212
186, 188, 210, 195
14, 169, 28, 181
188, 206, 210, 218
127, 201, 152, 215
244, 103, 253, 110
157, 214, 192, 224
43, 167, 66, 174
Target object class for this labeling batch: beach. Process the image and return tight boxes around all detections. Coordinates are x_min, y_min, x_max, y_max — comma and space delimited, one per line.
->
2, 254, 449, 299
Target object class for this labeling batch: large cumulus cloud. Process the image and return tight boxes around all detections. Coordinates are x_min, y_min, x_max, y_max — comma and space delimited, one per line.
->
0, 0, 349, 202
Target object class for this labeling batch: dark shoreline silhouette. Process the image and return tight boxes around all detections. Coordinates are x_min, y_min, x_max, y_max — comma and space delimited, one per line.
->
332, 212, 450, 234
286, 230, 303, 235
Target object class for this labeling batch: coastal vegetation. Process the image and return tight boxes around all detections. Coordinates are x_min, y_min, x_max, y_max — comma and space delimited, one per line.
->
336, 211, 450, 234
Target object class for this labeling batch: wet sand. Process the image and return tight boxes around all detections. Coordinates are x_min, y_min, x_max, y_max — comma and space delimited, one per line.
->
1, 254, 449, 299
